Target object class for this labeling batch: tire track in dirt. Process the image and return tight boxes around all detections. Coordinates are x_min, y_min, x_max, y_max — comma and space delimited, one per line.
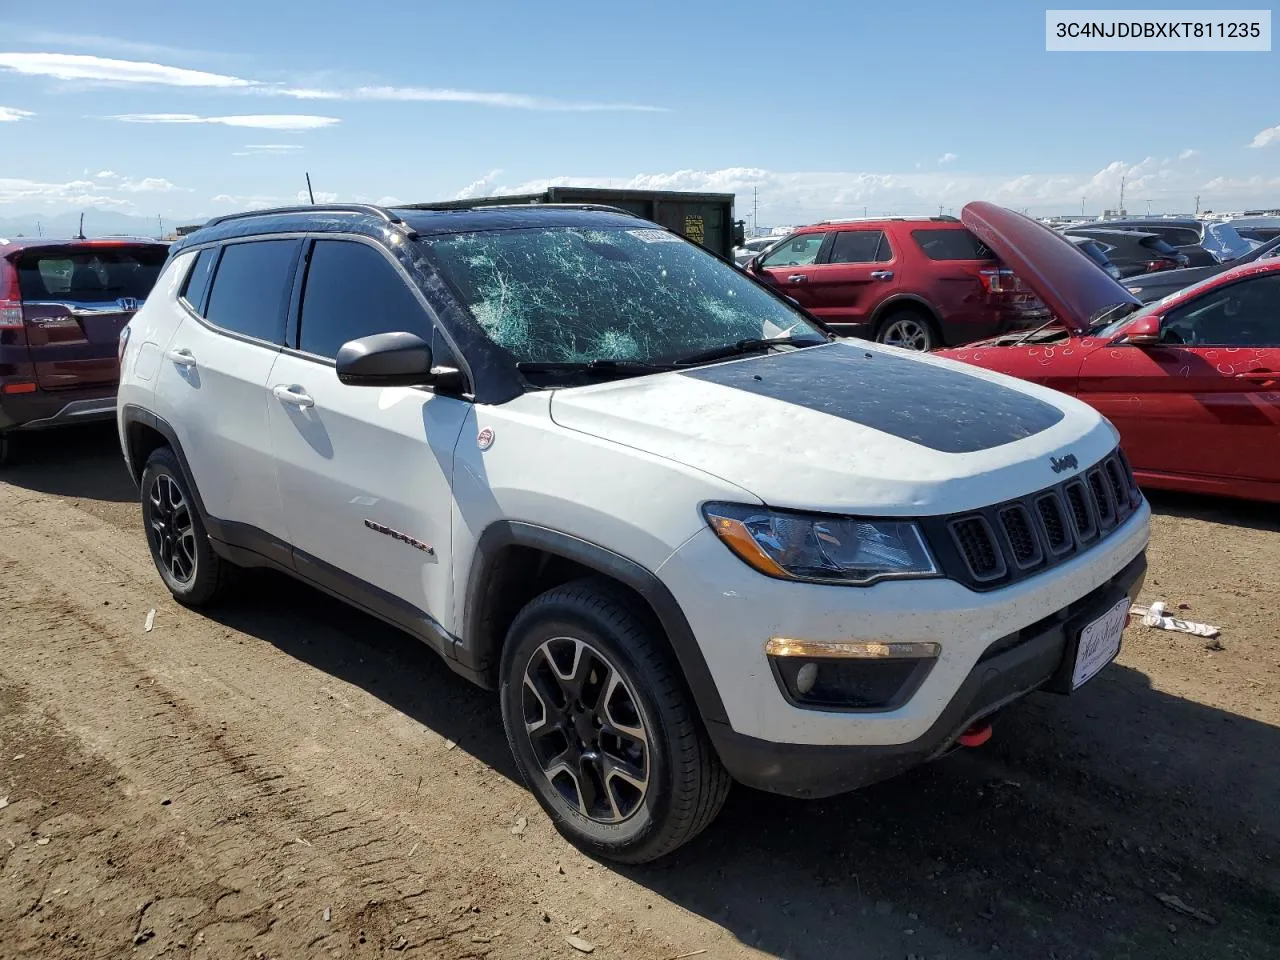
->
0, 489, 755, 959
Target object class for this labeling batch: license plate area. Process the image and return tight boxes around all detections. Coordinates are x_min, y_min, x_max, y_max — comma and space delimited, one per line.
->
1071, 597, 1129, 689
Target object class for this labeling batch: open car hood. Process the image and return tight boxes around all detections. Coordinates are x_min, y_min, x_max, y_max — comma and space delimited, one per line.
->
961, 202, 1140, 334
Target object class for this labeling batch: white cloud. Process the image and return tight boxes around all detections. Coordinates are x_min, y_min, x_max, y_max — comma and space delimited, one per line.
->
0, 51, 663, 112
95, 169, 118, 179
232, 143, 304, 156
210, 193, 281, 210
287, 85, 664, 112
296, 189, 340, 203
1248, 125, 1280, 148
1177, 148, 1197, 160
0, 106, 34, 122
938, 152, 958, 165
107, 113, 339, 130
487, 158, 1276, 222
0, 52, 254, 88
0, 176, 133, 209
455, 169, 503, 200
117, 177, 185, 193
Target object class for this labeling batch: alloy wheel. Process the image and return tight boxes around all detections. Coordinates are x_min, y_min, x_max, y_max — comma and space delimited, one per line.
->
147, 474, 197, 584
521, 636, 650, 823
881, 317, 932, 351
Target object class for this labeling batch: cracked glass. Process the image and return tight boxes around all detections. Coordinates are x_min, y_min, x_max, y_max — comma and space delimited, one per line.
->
423, 227, 822, 364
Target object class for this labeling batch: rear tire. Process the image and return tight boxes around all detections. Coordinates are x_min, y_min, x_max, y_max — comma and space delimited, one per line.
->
499, 580, 730, 864
140, 446, 231, 606
876, 309, 939, 352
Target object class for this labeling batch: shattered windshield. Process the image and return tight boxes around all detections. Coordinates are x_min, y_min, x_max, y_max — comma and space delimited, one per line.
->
423, 226, 824, 366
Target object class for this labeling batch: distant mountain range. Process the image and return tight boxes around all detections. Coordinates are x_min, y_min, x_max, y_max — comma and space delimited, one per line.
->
0, 211, 203, 240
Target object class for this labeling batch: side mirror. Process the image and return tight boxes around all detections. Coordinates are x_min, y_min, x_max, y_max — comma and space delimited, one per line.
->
336, 332, 445, 387
732, 219, 746, 247
748, 256, 765, 274
1120, 314, 1161, 346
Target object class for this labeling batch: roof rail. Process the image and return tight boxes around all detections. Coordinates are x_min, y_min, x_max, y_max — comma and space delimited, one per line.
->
202, 203, 415, 233
404, 200, 640, 218
814, 215, 958, 225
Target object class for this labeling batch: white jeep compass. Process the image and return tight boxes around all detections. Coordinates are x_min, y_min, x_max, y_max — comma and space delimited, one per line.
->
117, 201, 1150, 863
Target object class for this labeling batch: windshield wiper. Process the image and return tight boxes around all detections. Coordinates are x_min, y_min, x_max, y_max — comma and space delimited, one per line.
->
670, 335, 827, 367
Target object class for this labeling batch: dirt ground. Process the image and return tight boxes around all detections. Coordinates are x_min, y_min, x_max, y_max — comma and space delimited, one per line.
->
1, 426, 1277, 960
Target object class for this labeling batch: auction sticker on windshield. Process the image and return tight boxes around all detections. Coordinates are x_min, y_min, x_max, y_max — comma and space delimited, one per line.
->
627, 229, 682, 243
1072, 598, 1130, 689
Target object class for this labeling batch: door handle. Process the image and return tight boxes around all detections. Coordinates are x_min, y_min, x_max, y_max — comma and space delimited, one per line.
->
272, 384, 315, 408
787, 274, 808, 283
870, 270, 895, 280
166, 347, 196, 367
1235, 370, 1277, 387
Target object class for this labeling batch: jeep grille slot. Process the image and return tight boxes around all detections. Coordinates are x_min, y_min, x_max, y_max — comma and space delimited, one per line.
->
948, 516, 1006, 582
998, 504, 1043, 569
1088, 469, 1116, 529
927, 446, 1142, 591
1035, 493, 1073, 555
1065, 480, 1097, 542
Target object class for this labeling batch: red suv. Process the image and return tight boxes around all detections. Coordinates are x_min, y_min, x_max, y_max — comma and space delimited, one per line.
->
1, 237, 168, 464
745, 216, 1049, 351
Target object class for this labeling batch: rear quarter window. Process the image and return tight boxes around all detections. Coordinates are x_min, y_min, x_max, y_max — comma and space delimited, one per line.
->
911, 229, 994, 261
180, 247, 218, 315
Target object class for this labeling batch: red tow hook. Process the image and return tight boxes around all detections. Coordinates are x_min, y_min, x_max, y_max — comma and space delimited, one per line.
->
957, 722, 993, 748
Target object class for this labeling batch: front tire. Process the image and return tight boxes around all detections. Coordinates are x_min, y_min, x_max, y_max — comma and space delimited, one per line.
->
140, 446, 230, 606
499, 580, 730, 863
876, 309, 939, 352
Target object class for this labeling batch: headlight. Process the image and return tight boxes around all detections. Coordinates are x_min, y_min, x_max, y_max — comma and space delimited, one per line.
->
702, 502, 939, 586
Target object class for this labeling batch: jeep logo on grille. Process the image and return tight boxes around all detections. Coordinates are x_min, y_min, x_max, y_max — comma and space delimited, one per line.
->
1050, 453, 1078, 474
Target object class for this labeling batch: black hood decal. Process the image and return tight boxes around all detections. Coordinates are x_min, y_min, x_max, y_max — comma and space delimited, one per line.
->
679, 344, 1064, 454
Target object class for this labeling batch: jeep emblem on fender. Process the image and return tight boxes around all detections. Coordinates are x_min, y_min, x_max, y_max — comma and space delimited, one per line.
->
477, 427, 494, 450
118, 297, 140, 312
1050, 453, 1078, 474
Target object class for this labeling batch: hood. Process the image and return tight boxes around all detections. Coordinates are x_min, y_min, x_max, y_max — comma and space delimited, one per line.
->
961, 202, 1140, 334
549, 343, 1117, 515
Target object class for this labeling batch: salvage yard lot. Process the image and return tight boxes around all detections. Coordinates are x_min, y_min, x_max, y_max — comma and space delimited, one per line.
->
1, 427, 1277, 960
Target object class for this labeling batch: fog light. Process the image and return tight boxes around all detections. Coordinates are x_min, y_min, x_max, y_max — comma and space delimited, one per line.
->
795, 662, 819, 695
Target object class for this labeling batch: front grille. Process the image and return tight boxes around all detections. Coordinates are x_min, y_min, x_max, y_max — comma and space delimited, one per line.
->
930, 447, 1141, 591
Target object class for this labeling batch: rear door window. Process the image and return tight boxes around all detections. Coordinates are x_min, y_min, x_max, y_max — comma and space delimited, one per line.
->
911, 229, 993, 261
203, 239, 299, 344
828, 230, 892, 263
17, 246, 166, 302
296, 240, 430, 359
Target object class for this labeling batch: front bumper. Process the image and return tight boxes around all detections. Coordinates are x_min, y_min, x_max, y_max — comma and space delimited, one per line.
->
705, 550, 1146, 798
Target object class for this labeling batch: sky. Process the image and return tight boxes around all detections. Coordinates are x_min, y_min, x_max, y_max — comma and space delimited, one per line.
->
0, 0, 1277, 233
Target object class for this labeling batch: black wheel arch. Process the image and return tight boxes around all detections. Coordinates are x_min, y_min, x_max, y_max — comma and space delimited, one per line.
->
120, 405, 210, 519
462, 521, 729, 726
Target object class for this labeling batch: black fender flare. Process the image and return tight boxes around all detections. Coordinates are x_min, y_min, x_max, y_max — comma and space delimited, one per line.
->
462, 520, 729, 725
119, 404, 209, 518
